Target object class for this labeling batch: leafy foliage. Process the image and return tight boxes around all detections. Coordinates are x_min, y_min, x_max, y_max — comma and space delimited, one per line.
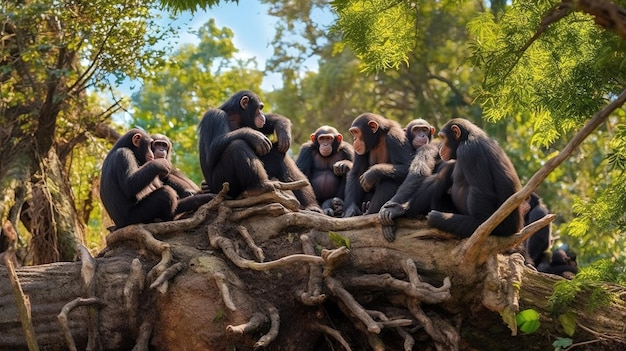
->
548, 259, 626, 315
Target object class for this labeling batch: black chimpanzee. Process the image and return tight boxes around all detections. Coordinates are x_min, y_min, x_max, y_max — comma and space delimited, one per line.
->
405, 118, 436, 151
151, 133, 201, 198
521, 192, 552, 266
198, 90, 321, 212
378, 118, 451, 241
342, 113, 413, 217
100, 129, 170, 228
296, 125, 354, 217
151, 133, 215, 214
538, 247, 578, 279
425, 118, 523, 238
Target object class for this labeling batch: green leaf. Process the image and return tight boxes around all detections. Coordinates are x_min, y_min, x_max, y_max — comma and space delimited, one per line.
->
552, 337, 573, 350
515, 309, 540, 334
558, 312, 577, 337
328, 231, 350, 249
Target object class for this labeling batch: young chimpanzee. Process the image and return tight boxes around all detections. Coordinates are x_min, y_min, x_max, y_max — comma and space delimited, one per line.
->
405, 118, 436, 151
342, 113, 413, 217
296, 125, 354, 217
151, 133, 201, 198
379, 118, 451, 241
521, 192, 552, 266
425, 118, 522, 238
151, 133, 215, 214
198, 90, 321, 212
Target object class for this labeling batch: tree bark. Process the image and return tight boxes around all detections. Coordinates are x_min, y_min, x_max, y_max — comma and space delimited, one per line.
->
0, 190, 624, 351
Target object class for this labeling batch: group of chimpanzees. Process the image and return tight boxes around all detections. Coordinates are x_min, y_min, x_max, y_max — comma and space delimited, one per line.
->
99, 90, 575, 277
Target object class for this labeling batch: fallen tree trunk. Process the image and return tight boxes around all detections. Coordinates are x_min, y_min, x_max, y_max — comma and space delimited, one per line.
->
0, 189, 624, 351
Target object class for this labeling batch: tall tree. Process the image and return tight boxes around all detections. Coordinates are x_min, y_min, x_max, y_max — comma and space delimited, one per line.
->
0, 0, 174, 263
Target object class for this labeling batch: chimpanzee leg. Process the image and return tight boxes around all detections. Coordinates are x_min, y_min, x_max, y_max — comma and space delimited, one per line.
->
123, 186, 177, 227
210, 140, 269, 198
366, 179, 398, 214
175, 193, 216, 215
262, 146, 321, 211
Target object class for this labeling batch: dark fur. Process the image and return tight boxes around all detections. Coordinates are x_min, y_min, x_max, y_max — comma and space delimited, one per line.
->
524, 192, 551, 266
198, 90, 320, 211
296, 126, 354, 216
426, 118, 522, 237
343, 113, 413, 217
100, 129, 175, 227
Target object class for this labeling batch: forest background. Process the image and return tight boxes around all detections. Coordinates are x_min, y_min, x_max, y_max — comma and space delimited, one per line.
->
1, 0, 626, 272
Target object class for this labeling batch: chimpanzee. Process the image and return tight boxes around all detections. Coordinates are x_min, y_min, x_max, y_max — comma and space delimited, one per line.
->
538, 248, 578, 279
405, 118, 436, 151
425, 118, 523, 238
151, 133, 215, 214
378, 119, 453, 241
296, 125, 354, 216
521, 192, 552, 266
100, 129, 176, 228
342, 113, 413, 217
198, 90, 321, 212
151, 133, 201, 198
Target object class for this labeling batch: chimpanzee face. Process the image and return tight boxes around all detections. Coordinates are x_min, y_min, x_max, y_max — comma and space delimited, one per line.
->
131, 132, 154, 165
152, 140, 169, 159
411, 126, 431, 149
438, 124, 462, 161
240, 95, 266, 129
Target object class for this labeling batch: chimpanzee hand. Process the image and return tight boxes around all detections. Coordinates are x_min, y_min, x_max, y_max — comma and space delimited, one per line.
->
359, 168, 381, 192
333, 161, 352, 176
246, 130, 272, 156
151, 158, 172, 176
379, 201, 405, 226
274, 128, 291, 154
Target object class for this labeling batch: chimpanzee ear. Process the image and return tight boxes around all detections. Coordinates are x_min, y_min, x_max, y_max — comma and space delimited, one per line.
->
451, 125, 462, 140
132, 133, 143, 148
367, 120, 379, 133
310, 133, 316, 143
240, 96, 249, 110
430, 127, 436, 137
336, 134, 343, 143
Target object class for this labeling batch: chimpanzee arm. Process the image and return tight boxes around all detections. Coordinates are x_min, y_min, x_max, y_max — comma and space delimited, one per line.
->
164, 169, 200, 197
260, 113, 292, 153
199, 109, 272, 170
115, 148, 170, 199
333, 147, 354, 176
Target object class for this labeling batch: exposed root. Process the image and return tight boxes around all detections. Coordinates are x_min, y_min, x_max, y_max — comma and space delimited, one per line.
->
325, 276, 381, 334
213, 272, 236, 311
254, 304, 280, 348
236, 225, 264, 262
78, 244, 96, 296
299, 234, 326, 305
230, 203, 291, 221
345, 273, 451, 304
225, 185, 301, 211
367, 310, 413, 328
124, 258, 145, 327
396, 326, 416, 351
226, 312, 267, 334
321, 247, 350, 276
131, 319, 153, 351
313, 322, 352, 351
149, 262, 184, 293
107, 226, 172, 287
57, 297, 106, 351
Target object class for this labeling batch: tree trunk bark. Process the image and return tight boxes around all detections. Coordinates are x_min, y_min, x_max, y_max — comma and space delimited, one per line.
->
0, 192, 624, 351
